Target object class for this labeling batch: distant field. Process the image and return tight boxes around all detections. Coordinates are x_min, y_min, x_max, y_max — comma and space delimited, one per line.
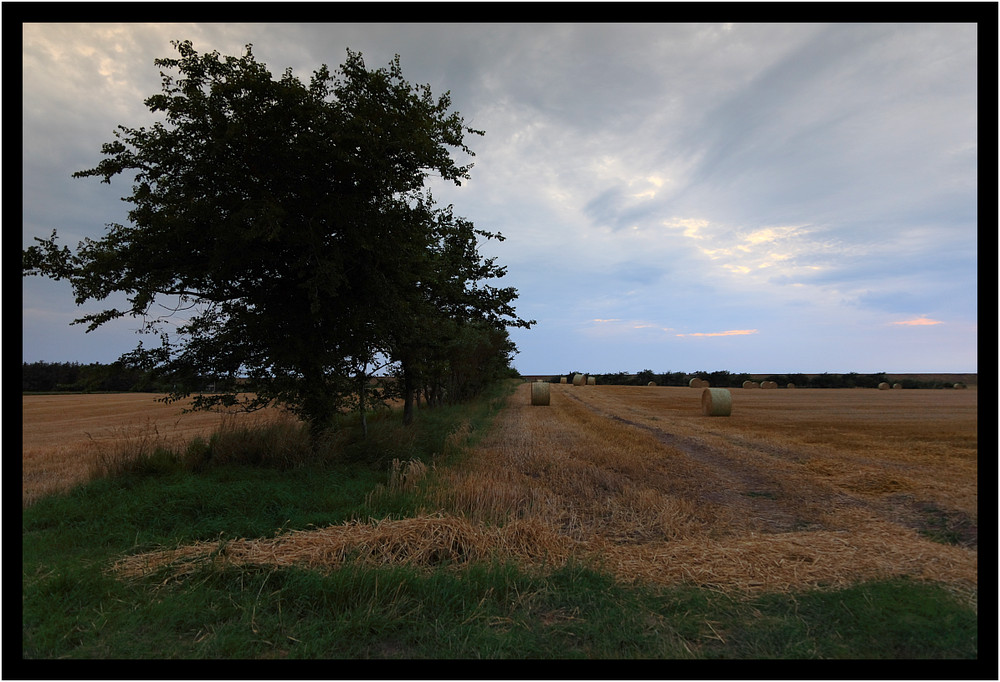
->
21, 393, 289, 507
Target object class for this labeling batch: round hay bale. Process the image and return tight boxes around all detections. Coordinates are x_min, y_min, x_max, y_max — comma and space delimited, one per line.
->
560, 377, 568, 384
892, 383, 902, 390
572, 373, 584, 386
587, 376, 596, 385
647, 381, 656, 386
689, 378, 701, 388
761, 381, 778, 389
786, 383, 796, 389
530, 381, 550, 406
953, 382, 967, 389
701, 388, 732, 416
878, 382, 890, 390
742, 381, 759, 389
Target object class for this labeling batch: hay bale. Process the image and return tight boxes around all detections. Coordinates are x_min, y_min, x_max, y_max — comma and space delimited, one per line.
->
560, 377, 568, 384
760, 381, 777, 389
587, 376, 596, 385
531, 381, 550, 406
742, 381, 759, 389
647, 381, 656, 386
878, 382, 890, 390
953, 382, 967, 390
786, 383, 795, 389
572, 373, 584, 386
702, 388, 732, 416
892, 383, 902, 390
689, 378, 701, 388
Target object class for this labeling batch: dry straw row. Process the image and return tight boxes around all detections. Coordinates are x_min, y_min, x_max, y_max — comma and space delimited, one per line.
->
111, 514, 581, 582
110, 512, 977, 604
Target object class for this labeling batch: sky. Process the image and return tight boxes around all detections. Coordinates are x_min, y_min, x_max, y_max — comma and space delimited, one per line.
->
21, 21, 979, 375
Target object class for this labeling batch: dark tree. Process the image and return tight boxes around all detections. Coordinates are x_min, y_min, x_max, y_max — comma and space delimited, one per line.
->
23, 41, 530, 441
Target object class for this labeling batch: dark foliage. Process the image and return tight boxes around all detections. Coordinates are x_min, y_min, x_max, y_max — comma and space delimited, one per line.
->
23, 41, 532, 440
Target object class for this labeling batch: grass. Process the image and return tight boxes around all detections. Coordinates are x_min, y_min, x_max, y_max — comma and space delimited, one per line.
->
22, 381, 980, 662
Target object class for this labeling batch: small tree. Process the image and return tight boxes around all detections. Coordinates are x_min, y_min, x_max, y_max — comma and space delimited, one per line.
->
23, 41, 528, 442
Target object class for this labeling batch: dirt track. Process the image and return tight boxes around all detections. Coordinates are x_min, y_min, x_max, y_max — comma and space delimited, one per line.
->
558, 386, 977, 545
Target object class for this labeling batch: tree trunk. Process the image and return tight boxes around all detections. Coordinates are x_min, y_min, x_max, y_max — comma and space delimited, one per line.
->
402, 363, 415, 426
356, 370, 368, 439
301, 362, 334, 449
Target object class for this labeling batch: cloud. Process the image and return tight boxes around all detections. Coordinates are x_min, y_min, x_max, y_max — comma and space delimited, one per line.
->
583, 318, 676, 339
663, 217, 710, 240
21, 23, 977, 374
677, 329, 759, 338
890, 317, 944, 327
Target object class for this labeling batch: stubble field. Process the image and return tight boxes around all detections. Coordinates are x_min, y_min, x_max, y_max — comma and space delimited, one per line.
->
21, 393, 288, 507
423, 383, 978, 597
70, 383, 979, 606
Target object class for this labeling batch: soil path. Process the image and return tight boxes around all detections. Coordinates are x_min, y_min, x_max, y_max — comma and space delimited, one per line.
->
561, 389, 855, 533
558, 386, 977, 548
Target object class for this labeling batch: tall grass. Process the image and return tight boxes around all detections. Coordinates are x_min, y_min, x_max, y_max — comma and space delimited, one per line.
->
87, 411, 322, 478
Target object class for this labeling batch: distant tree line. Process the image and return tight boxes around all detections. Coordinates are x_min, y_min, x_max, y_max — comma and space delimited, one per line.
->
555, 370, 752, 387
757, 372, 960, 389
24, 351, 522, 401
551, 370, 960, 389
23, 361, 209, 394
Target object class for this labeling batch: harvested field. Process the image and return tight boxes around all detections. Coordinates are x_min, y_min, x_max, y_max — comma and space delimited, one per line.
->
21, 393, 289, 507
109, 384, 977, 605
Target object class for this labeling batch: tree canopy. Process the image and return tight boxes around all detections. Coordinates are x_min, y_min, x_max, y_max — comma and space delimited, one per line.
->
23, 40, 532, 439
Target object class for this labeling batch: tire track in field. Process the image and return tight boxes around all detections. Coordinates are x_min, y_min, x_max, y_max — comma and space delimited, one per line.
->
558, 388, 871, 534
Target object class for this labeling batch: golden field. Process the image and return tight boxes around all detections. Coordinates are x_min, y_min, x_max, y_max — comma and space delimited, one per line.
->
21, 393, 289, 507
419, 383, 979, 596
98, 383, 977, 605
